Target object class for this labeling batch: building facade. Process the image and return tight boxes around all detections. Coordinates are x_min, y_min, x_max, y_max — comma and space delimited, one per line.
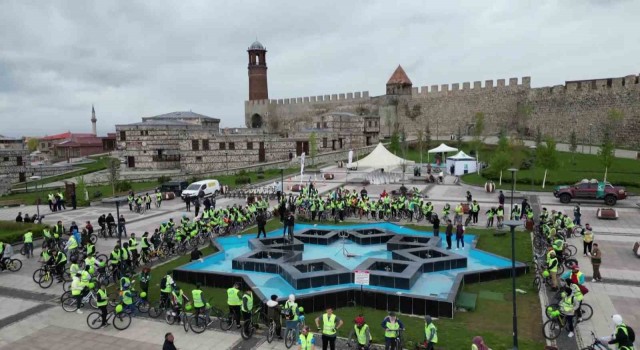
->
245, 46, 640, 148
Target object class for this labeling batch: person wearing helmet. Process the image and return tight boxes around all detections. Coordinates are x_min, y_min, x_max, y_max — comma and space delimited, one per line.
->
608, 314, 635, 349
347, 315, 371, 350
96, 283, 109, 327
559, 287, 578, 337
121, 282, 135, 316
423, 315, 438, 350
227, 282, 243, 328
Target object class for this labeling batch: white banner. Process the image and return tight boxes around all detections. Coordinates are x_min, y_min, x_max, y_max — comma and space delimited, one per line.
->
347, 149, 354, 168
300, 152, 305, 176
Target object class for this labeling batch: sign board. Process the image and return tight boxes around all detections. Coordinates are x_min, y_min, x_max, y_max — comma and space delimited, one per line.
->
354, 270, 370, 286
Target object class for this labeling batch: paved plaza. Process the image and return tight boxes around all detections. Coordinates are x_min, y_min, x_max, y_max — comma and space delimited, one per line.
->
1, 169, 639, 349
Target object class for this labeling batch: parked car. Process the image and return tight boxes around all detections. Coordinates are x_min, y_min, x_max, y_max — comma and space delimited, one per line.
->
180, 179, 221, 200
553, 180, 627, 206
160, 181, 188, 196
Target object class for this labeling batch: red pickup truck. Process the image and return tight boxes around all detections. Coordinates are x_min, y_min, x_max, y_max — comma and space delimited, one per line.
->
553, 181, 627, 206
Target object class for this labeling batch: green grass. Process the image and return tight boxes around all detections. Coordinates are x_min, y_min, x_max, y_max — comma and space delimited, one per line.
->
14, 155, 113, 189
138, 218, 543, 349
0, 220, 47, 244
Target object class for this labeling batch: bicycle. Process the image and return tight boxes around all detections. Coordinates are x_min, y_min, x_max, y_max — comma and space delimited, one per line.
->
2, 258, 22, 272
33, 264, 70, 289
241, 306, 267, 340
190, 305, 226, 334
284, 316, 305, 349
148, 298, 173, 318
165, 307, 190, 333
580, 331, 612, 349
346, 339, 371, 350
220, 307, 241, 331
86, 306, 132, 330
545, 301, 593, 322
61, 289, 99, 312
542, 308, 577, 340
265, 314, 279, 343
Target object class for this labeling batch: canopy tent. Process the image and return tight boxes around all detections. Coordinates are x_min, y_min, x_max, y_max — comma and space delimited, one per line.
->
355, 142, 414, 171
446, 151, 477, 175
428, 143, 458, 154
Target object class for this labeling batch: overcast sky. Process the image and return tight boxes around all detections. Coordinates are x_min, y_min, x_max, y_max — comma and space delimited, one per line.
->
1, 0, 638, 137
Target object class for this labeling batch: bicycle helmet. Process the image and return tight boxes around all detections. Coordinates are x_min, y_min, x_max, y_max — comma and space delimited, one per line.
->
355, 316, 365, 325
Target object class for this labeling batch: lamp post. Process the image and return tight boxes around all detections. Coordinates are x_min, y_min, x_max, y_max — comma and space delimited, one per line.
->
506, 167, 521, 350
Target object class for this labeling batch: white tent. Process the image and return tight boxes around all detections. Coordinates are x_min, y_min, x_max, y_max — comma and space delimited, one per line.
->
428, 143, 458, 154
446, 151, 477, 175
356, 143, 414, 171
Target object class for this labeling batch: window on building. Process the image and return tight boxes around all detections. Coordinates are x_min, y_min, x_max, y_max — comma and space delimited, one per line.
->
16, 156, 23, 166
202, 140, 210, 150
219, 142, 226, 150
322, 138, 327, 148
140, 131, 144, 136
247, 142, 253, 150
229, 142, 235, 150
120, 131, 126, 141
323, 122, 328, 128
2, 156, 8, 162
316, 122, 321, 129
196, 156, 203, 162
368, 121, 372, 127
192, 140, 199, 151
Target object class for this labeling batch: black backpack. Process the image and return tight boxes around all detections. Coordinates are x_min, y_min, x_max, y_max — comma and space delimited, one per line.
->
627, 325, 636, 342
160, 276, 167, 290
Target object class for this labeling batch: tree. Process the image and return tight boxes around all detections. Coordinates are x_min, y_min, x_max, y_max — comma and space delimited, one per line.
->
515, 103, 533, 137
309, 132, 318, 166
27, 138, 39, 152
535, 126, 543, 147
416, 129, 424, 164
569, 130, 578, 165
497, 129, 509, 153
424, 124, 432, 150
389, 131, 400, 155
489, 151, 511, 185
455, 126, 463, 149
106, 158, 120, 196
598, 109, 624, 181
536, 137, 559, 188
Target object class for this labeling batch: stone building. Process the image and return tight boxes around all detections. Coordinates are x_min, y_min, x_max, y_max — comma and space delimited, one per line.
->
245, 43, 640, 148
0, 136, 29, 184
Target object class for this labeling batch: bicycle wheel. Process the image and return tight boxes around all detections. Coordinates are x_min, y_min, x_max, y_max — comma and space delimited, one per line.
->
137, 300, 150, 314
89, 295, 98, 309
266, 321, 275, 343
33, 268, 45, 283
284, 328, 296, 349
533, 277, 541, 292
148, 303, 164, 318
165, 310, 177, 325
87, 312, 103, 329
113, 312, 132, 330
190, 315, 207, 334
564, 258, 579, 269
38, 272, 54, 289
183, 314, 190, 333
219, 312, 233, 331
8, 259, 22, 272
241, 321, 254, 340
63, 281, 71, 292
579, 303, 593, 321
542, 319, 562, 340
61, 293, 79, 312
89, 234, 98, 244
566, 245, 577, 257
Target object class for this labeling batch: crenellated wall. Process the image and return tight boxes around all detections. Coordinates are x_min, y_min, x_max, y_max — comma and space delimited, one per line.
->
245, 73, 640, 147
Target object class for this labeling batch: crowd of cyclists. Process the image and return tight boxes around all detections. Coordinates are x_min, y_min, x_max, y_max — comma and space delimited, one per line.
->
5, 183, 635, 349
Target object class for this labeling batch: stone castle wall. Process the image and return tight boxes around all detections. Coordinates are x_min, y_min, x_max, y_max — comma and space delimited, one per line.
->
246, 74, 640, 148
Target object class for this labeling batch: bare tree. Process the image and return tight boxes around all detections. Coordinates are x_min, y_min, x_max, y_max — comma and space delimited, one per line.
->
107, 158, 120, 196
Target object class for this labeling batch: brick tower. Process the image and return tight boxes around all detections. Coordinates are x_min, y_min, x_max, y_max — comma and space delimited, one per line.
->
386, 65, 413, 95
247, 40, 268, 100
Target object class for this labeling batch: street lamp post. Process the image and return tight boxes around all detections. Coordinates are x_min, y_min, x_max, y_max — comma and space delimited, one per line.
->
506, 167, 521, 350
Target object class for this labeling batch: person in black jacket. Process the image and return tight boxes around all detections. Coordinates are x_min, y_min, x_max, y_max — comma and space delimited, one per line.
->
283, 212, 295, 241
608, 314, 635, 349
163, 332, 177, 350
445, 220, 453, 250
256, 212, 267, 238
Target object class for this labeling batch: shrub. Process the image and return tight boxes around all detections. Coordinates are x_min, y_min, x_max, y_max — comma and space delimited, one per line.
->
235, 177, 251, 185
116, 181, 132, 192
157, 175, 172, 183
0, 221, 47, 244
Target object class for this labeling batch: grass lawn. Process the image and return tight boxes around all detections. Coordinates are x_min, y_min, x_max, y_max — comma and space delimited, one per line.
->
0, 220, 47, 244
13, 155, 113, 189
138, 218, 543, 349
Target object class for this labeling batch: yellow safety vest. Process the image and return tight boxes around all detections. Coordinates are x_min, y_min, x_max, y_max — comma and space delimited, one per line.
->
355, 324, 369, 345
241, 292, 254, 313
97, 289, 108, 307
425, 322, 438, 343
24, 232, 33, 243
385, 321, 400, 338
192, 289, 204, 308
322, 313, 337, 336
227, 287, 241, 306
299, 333, 314, 350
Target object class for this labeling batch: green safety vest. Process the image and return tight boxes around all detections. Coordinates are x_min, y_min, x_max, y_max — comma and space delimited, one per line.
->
71, 278, 83, 296
141, 237, 149, 248
120, 277, 131, 290
128, 238, 137, 251
162, 275, 173, 293
299, 333, 314, 350
156, 193, 162, 200
56, 252, 67, 264
192, 289, 204, 308
121, 248, 129, 261
472, 204, 479, 212
425, 322, 438, 343
97, 289, 108, 307
58, 193, 64, 200
560, 296, 574, 314
227, 287, 241, 306
24, 231, 33, 243
43, 229, 51, 238
241, 293, 254, 313
322, 314, 337, 335
85, 243, 95, 256
385, 321, 400, 338
67, 236, 78, 250
548, 257, 558, 273
122, 290, 133, 305
355, 324, 369, 344
110, 250, 120, 263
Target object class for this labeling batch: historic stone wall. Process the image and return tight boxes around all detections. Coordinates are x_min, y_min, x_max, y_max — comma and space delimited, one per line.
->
0, 149, 28, 183
246, 73, 640, 147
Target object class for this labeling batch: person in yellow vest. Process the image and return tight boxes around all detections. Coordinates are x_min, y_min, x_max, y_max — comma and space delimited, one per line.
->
298, 325, 316, 350
608, 314, 635, 350
241, 287, 254, 334
471, 335, 492, 350
121, 282, 136, 316
581, 223, 594, 257
347, 316, 371, 350
96, 283, 109, 327
227, 282, 243, 328
382, 312, 405, 350
315, 306, 343, 350
23, 230, 34, 258
559, 287, 578, 338
547, 250, 559, 291
424, 315, 438, 350
172, 286, 189, 324
71, 273, 86, 314
191, 284, 205, 321
160, 271, 175, 308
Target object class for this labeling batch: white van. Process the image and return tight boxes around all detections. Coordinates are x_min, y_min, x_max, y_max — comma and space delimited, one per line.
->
181, 179, 221, 200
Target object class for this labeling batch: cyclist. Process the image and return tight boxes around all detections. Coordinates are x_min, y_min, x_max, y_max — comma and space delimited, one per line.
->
266, 294, 282, 339
298, 325, 316, 350
381, 312, 404, 350
98, 214, 106, 235
607, 314, 635, 349
128, 233, 139, 265
23, 230, 34, 258
160, 271, 175, 308
139, 266, 151, 297
53, 249, 67, 282
191, 283, 205, 322
96, 283, 109, 327
71, 272, 86, 314
172, 286, 189, 324
0, 241, 10, 271
227, 282, 243, 328
565, 278, 585, 322
140, 232, 151, 262
559, 287, 578, 338
347, 315, 371, 350
121, 282, 136, 316
241, 287, 254, 334
109, 244, 121, 274
423, 315, 438, 350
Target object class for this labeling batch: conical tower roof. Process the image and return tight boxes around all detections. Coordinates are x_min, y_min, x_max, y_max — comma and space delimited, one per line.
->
386, 65, 412, 85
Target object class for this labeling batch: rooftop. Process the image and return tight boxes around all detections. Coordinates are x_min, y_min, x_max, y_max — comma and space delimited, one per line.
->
41, 132, 96, 141
386, 65, 412, 86
248, 40, 266, 50
142, 111, 220, 122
